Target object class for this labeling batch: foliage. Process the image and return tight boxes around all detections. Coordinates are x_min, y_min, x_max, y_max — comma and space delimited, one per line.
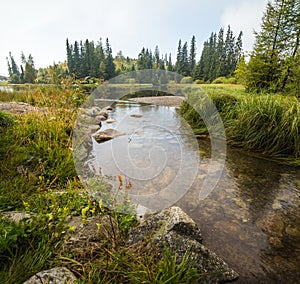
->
194, 26, 243, 83
234, 55, 248, 85
0, 111, 15, 128
181, 76, 194, 84
212, 76, 237, 84
7, 52, 37, 84
246, 0, 300, 93
66, 37, 116, 80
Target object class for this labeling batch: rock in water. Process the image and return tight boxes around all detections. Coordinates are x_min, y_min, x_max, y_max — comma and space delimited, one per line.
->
93, 129, 125, 143
130, 114, 143, 118
106, 118, 117, 124
23, 267, 76, 284
127, 206, 239, 283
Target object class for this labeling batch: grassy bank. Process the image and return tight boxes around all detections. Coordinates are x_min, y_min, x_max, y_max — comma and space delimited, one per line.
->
0, 86, 200, 283
181, 84, 300, 163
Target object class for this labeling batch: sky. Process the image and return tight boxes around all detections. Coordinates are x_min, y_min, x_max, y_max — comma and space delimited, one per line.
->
0, 0, 268, 76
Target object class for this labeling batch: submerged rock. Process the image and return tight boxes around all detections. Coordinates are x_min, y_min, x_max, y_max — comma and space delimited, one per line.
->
23, 267, 76, 284
127, 206, 239, 283
93, 129, 125, 143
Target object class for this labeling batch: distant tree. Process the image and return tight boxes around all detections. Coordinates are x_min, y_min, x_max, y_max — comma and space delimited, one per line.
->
194, 26, 243, 82
175, 39, 183, 73
7, 52, 20, 83
216, 28, 226, 77
154, 45, 160, 68
224, 25, 236, 76
66, 38, 74, 74
104, 38, 115, 79
73, 41, 81, 77
167, 53, 173, 71
24, 54, 37, 83
189, 35, 196, 76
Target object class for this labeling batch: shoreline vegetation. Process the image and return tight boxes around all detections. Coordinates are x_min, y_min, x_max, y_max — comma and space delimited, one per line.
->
0, 85, 205, 283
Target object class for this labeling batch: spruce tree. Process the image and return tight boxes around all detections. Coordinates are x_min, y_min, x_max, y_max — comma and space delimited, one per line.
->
246, 0, 299, 92
167, 53, 173, 72
189, 35, 196, 76
104, 38, 115, 79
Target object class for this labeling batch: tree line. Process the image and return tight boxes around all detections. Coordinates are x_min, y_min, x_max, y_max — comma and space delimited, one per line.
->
8, 0, 300, 96
6, 52, 37, 84
66, 38, 115, 80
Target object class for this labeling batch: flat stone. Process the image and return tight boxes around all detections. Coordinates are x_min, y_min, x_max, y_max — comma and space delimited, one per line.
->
23, 267, 76, 284
1, 211, 32, 223
93, 129, 125, 143
130, 114, 143, 118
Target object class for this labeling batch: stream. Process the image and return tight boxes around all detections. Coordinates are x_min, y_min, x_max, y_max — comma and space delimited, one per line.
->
89, 101, 300, 283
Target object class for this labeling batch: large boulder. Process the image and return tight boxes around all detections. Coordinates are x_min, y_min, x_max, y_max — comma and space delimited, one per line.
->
127, 206, 239, 283
93, 129, 125, 143
23, 267, 76, 284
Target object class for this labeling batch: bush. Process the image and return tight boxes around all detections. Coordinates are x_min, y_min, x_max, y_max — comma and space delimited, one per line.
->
0, 111, 15, 128
194, 79, 205, 84
180, 77, 194, 84
212, 77, 237, 84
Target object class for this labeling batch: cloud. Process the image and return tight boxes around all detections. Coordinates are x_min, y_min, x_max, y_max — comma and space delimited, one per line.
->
220, 0, 267, 52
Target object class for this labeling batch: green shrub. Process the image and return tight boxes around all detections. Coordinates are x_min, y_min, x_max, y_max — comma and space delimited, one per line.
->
180, 77, 194, 84
0, 111, 15, 128
212, 77, 237, 84
194, 79, 205, 84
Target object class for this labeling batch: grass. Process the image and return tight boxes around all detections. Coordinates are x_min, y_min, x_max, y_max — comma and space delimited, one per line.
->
0, 85, 204, 283
181, 85, 300, 162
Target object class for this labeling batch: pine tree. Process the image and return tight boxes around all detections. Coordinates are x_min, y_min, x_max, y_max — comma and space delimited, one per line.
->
216, 28, 226, 77
104, 38, 115, 79
66, 39, 74, 74
181, 42, 189, 76
175, 39, 183, 73
234, 55, 248, 84
24, 54, 37, 83
7, 52, 20, 83
154, 45, 160, 68
167, 53, 173, 72
189, 35, 196, 76
73, 41, 81, 77
246, 0, 299, 92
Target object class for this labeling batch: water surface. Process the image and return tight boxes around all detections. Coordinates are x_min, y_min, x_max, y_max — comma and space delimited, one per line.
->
92, 102, 300, 283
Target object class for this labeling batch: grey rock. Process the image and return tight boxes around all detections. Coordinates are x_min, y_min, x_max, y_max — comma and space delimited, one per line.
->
1, 211, 32, 223
23, 267, 76, 284
127, 206, 238, 283
93, 129, 125, 143
104, 106, 113, 111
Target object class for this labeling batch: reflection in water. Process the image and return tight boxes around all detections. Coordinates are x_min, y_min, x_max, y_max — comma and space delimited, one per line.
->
92, 103, 300, 283
178, 139, 300, 283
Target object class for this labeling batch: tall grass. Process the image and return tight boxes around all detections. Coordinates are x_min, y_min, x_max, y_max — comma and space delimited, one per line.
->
181, 87, 300, 160
226, 95, 300, 157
